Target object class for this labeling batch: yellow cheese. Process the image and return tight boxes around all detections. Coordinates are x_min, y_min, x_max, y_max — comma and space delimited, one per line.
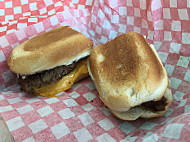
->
34, 60, 88, 97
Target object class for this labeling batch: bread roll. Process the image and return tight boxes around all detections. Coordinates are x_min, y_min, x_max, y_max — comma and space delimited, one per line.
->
88, 32, 172, 120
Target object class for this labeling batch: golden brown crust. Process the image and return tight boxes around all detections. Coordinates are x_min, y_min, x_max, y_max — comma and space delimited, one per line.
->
89, 32, 165, 93
8, 26, 93, 74
88, 32, 168, 111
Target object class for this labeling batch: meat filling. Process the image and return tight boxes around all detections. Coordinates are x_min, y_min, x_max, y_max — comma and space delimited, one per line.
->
18, 62, 77, 94
141, 96, 167, 112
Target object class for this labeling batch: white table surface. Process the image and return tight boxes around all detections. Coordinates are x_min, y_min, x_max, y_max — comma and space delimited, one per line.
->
0, 115, 14, 142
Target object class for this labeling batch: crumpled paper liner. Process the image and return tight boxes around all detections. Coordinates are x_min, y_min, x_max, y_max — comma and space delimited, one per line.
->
0, 0, 190, 141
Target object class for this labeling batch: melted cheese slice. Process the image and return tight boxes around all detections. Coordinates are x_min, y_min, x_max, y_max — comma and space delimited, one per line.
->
34, 60, 88, 97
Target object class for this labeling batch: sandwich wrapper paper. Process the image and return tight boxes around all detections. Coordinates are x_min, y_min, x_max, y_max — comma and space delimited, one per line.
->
0, 0, 190, 141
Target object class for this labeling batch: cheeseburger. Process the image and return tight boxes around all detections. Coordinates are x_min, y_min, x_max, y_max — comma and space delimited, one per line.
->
88, 32, 172, 120
8, 26, 93, 97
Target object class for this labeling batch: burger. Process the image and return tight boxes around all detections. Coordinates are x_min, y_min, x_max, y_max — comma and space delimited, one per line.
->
8, 26, 93, 97
88, 32, 172, 120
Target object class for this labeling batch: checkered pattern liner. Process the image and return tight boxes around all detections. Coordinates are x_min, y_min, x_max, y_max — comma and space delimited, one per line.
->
0, 0, 93, 37
0, 0, 190, 141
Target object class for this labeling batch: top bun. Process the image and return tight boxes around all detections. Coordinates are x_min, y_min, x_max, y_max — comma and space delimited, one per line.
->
8, 26, 93, 75
88, 32, 168, 112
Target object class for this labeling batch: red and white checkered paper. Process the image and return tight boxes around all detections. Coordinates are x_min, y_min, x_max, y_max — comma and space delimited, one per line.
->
0, 0, 190, 141
0, 0, 93, 37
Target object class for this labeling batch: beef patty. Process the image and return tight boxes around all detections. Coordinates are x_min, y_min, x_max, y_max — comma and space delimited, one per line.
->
18, 62, 77, 94
141, 96, 167, 112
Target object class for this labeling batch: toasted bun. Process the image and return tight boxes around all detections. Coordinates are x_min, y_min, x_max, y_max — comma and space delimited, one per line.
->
88, 32, 168, 112
8, 26, 93, 75
110, 85, 172, 120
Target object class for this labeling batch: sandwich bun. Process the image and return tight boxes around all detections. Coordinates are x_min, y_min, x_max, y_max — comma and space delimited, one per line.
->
8, 26, 93, 75
88, 32, 172, 120
110, 83, 172, 120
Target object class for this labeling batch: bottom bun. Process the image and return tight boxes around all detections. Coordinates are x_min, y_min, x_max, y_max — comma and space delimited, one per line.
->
110, 86, 172, 120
